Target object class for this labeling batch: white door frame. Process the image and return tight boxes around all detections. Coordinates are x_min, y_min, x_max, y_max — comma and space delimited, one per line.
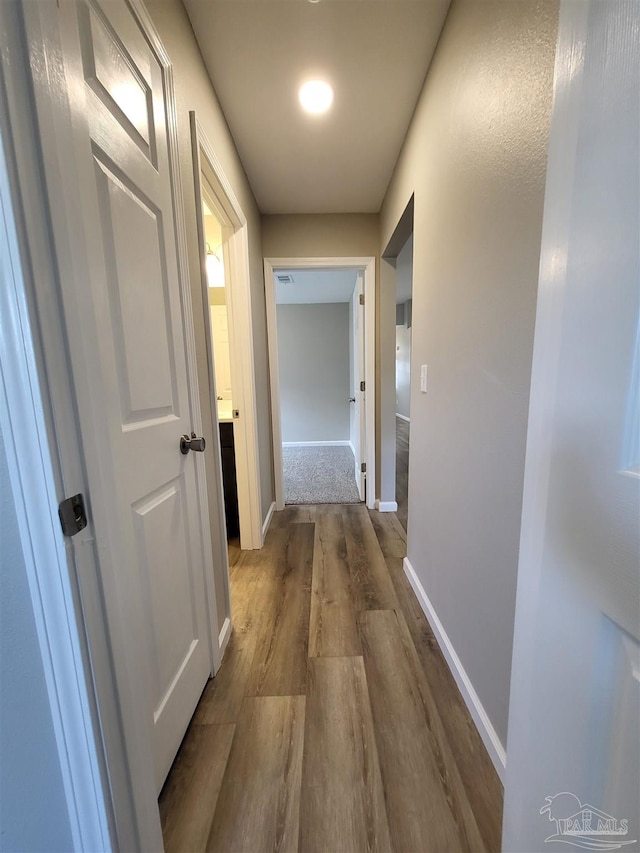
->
503, 0, 640, 846
0, 46, 112, 850
191, 114, 264, 551
264, 257, 376, 510
1, 0, 222, 847
350, 272, 366, 500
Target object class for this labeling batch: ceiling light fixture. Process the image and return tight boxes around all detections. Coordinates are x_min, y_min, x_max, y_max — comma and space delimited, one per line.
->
299, 80, 333, 115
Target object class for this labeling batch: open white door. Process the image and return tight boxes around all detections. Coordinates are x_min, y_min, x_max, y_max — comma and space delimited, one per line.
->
503, 2, 639, 850
26, 0, 217, 795
350, 272, 366, 500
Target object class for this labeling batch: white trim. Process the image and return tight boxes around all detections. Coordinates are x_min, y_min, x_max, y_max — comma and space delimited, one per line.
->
363, 259, 376, 509
10, 1, 219, 846
0, 1, 142, 845
282, 440, 351, 447
191, 113, 263, 552
265, 256, 376, 511
375, 500, 398, 512
0, 62, 111, 851
403, 556, 507, 781
261, 501, 276, 542
218, 616, 232, 657
395, 413, 410, 423
264, 262, 284, 509
503, 4, 595, 846
149, 36, 223, 683
349, 441, 356, 456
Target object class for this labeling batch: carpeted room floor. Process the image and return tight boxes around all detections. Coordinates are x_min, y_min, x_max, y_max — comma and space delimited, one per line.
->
283, 445, 362, 504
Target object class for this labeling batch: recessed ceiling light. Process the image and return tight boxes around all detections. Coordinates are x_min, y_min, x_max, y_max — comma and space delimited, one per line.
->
299, 80, 333, 115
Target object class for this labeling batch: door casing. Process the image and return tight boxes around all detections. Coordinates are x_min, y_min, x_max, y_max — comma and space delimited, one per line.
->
0, 1, 222, 847
503, 0, 640, 847
350, 272, 367, 500
264, 256, 376, 510
190, 113, 264, 551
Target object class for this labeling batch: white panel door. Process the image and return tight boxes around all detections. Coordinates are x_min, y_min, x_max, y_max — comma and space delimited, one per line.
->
503, 2, 639, 851
350, 273, 366, 500
49, 0, 214, 793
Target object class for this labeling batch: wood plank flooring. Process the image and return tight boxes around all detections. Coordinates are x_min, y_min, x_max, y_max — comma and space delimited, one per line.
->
300, 656, 391, 853
308, 506, 362, 658
207, 696, 305, 853
159, 505, 503, 853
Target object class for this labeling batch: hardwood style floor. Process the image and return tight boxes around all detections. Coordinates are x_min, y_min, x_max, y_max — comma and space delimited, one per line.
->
396, 416, 409, 531
159, 505, 503, 852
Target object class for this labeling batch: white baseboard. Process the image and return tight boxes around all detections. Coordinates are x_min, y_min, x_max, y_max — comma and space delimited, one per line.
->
262, 501, 276, 542
349, 440, 356, 456
218, 615, 232, 655
282, 440, 350, 447
375, 500, 398, 512
395, 413, 410, 423
403, 556, 507, 781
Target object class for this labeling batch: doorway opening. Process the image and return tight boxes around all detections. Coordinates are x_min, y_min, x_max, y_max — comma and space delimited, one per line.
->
191, 113, 263, 555
394, 234, 413, 531
264, 257, 376, 510
201, 191, 239, 548
382, 195, 414, 532
275, 269, 362, 504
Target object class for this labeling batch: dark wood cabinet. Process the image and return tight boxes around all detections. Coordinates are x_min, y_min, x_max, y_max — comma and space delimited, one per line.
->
219, 421, 239, 539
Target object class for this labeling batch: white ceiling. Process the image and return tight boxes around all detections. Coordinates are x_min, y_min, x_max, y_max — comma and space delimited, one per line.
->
184, 0, 451, 215
275, 268, 358, 304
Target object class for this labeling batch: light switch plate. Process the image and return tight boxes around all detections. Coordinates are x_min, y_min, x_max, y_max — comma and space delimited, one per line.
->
420, 364, 428, 393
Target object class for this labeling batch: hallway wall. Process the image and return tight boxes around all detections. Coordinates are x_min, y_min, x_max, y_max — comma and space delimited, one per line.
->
277, 303, 350, 443
262, 213, 396, 507
145, 0, 275, 555
262, 213, 378, 259
380, 0, 559, 761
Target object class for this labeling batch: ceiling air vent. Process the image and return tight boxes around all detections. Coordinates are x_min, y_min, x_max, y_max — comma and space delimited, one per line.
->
275, 273, 295, 285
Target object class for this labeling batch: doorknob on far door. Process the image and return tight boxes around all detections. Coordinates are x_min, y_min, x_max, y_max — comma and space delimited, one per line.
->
180, 432, 206, 454
349, 397, 356, 403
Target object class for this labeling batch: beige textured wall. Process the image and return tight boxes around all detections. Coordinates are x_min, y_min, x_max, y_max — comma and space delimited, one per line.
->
262, 214, 378, 259
145, 0, 274, 549
380, 0, 558, 748
262, 213, 396, 504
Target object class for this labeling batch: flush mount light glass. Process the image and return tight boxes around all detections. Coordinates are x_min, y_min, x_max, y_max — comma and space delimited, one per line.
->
299, 80, 333, 114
